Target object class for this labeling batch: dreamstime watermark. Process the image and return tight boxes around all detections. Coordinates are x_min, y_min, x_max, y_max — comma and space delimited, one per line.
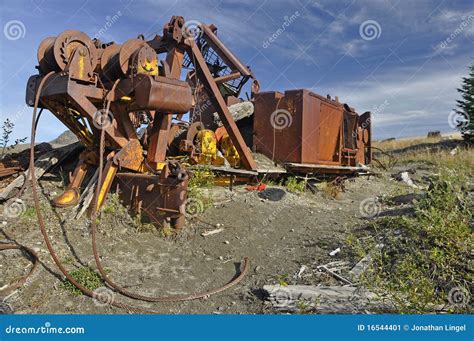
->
447, 110, 470, 130
184, 197, 204, 218
3, 20, 26, 40
93, 109, 114, 129
262, 11, 300, 49
190, 98, 212, 123
372, 99, 390, 116
353, 100, 389, 138
359, 197, 382, 218
271, 287, 294, 308
5, 321, 85, 335
447, 286, 471, 308
180, 277, 213, 310
3, 198, 26, 218
262, 203, 287, 227
359, 20, 382, 41
438, 14, 474, 50
270, 109, 292, 130
94, 11, 123, 40
92, 287, 116, 307
182, 20, 203, 40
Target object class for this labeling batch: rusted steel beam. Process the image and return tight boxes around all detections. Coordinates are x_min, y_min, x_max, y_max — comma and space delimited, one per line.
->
146, 47, 185, 168
200, 25, 253, 77
188, 42, 257, 170
214, 71, 241, 84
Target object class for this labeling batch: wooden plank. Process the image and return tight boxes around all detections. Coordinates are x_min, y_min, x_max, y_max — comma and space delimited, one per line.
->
263, 285, 388, 313
0, 143, 81, 201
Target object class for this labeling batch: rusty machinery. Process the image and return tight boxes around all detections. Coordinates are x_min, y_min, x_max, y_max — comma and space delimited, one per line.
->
253, 90, 371, 174
26, 15, 371, 231
26, 16, 258, 229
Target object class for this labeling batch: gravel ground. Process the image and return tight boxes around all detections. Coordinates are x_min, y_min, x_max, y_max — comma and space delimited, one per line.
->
0, 160, 426, 314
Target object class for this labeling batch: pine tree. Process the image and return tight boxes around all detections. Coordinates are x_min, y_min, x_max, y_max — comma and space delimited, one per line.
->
456, 64, 474, 141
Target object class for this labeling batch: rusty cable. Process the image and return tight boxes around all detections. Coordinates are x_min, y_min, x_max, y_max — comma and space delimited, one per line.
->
89, 82, 249, 302
29, 71, 152, 313
0, 243, 39, 298
30, 73, 249, 312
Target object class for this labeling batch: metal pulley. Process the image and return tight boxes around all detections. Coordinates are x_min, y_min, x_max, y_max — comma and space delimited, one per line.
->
37, 30, 98, 74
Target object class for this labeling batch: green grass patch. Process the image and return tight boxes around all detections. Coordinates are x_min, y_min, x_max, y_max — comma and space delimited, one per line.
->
284, 176, 306, 193
349, 168, 473, 313
61, 266, 104, 296
21, 207, 36, 219
101, 193, 127, 216
186, 166, 216, 217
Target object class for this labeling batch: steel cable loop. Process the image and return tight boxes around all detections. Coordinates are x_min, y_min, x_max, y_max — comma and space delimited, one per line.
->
89, 81, 249, 302
30, 72, 155, 313
30, 72, 249, 313
0, 243, 39, 298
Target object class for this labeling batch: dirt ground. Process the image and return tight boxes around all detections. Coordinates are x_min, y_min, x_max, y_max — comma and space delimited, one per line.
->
0, 151, 436, 314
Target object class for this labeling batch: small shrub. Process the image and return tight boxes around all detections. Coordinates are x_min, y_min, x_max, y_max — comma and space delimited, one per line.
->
277, 273, 289, 286
21, 207, 36, 219
61, 267, 103, 296
189, 166, 215, 188
101, 193, 127, 216
0, 118, 27, 158
285, 176, 306, 193
186, 166, 216, 216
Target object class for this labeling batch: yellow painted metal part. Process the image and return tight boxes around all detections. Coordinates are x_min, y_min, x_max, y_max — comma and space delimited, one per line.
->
120, 96, 132, 102
214, 176, 251, 187
155, 162, 167, 170
221, 133, 240, 167
195, 129, 218, 165
97, 164, 118, 208
78, 54, 84, 79
52, 189, 80, 207
138, 57, 158, 76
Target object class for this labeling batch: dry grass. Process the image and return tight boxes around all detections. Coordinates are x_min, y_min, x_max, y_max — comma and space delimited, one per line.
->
393, 148, 474, 175
373, 135, 472, 177
373, 137, 442, 152
373, 133, 462, 152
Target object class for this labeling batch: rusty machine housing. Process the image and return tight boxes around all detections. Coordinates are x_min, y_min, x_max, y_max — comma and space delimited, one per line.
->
253, 90, 371, 174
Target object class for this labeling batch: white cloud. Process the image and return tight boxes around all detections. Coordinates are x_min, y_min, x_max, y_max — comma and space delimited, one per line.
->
320, 59, 469, 138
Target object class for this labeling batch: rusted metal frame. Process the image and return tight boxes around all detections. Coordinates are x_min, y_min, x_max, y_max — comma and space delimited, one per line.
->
146, 46, 184, 167
359, 111, 372, 164
114, 171, 187, 229
146, 37, 168, 54
112, 139, 144, 172
109, 102, 138, 140
200, 25, 253, 77
339, 120, 343, 164
41, 98, 93, 148
214, 71, 241, 84
67, 92, 128, 148
187, 42, 257, 171
45, 77, 129, 148
0, 167, 22, 177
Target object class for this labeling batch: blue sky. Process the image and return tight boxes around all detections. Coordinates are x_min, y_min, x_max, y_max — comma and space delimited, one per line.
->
0, 0, 473, 142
